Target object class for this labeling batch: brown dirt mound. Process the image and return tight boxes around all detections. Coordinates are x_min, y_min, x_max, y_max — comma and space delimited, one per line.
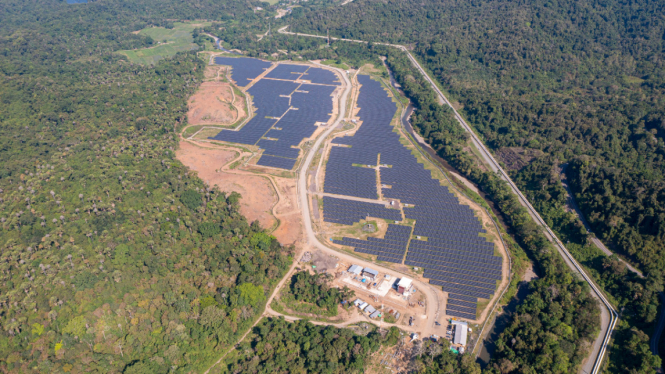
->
187, 81, 244, 125
176, 141, 277, 229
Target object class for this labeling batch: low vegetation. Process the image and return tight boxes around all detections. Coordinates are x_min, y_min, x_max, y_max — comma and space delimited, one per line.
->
117, 22, 212, 65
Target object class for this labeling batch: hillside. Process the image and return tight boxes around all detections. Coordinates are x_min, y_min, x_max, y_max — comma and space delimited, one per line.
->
0, 0, 292, 372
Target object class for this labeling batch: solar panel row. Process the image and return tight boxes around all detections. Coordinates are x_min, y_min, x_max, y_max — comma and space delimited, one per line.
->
446, 308, 476, 320
322, 196, 400, 225
447, 298, 477, 310
333, 224, 411, 264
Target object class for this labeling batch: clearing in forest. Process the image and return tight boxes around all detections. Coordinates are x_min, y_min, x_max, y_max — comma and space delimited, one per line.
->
118, 21, 211, 65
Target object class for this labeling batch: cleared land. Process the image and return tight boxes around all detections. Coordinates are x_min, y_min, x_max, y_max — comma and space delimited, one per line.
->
176, 141, 277, 229
118, 22, 211, 65
188, 81, 246, 125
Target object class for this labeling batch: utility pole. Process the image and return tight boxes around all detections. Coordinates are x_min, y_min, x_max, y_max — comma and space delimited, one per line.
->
327, 29, 330, 46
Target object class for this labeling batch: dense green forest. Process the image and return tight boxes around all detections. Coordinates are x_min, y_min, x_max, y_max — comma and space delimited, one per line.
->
288, 271, 354, 313
218, 318, 483, 374
0, 0, 295, 372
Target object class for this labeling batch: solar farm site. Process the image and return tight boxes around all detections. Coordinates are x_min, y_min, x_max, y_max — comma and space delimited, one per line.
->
208, 57, 341, 170
322, 75, 504, 320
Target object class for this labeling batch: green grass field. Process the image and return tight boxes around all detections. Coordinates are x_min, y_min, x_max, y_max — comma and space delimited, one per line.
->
118, 21, 211, 65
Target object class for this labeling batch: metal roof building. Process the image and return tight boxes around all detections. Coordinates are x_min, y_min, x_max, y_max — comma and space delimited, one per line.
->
365, 305, 377, 314
452, 320, 469, 346
348, 265, 363, 275
369, 311, 381, 319
362, 267, 379, 277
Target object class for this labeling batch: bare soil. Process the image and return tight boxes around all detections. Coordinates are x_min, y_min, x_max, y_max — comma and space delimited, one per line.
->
187, 81, 245, 126
176, 141, 277, 229
270, 177, 303, 246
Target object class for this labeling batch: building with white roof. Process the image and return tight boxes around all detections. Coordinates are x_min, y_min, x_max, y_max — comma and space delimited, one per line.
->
348, 265, 363, 275
397, 277, 413, 294
452, 320, 469, 346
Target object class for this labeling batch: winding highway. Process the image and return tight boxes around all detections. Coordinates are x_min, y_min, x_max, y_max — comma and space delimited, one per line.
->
277, 25, 618, 374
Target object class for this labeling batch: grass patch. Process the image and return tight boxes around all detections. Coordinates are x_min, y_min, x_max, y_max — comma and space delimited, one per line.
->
321, 59, 350, 70
118, 21, 211, 65
182, 125, 204, 138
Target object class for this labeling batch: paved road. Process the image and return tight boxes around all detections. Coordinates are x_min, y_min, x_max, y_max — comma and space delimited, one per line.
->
277, 25, 617, 374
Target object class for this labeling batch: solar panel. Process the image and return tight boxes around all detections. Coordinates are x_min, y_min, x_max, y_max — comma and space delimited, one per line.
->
214, 57, 271, 86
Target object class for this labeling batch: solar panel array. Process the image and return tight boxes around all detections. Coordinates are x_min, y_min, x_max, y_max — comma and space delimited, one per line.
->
302, 68, 340, 85
214, 57, 272, 86
333, 224, 411, 263
265, 64, 309, 80
322, 196, 401, 225
209, 60, 340, 170
321, 75, 502, 320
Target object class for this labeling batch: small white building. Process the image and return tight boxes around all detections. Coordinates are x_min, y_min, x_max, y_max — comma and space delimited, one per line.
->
397, 277, 413, 294
358, 302, 369, 311
452, 320, 469, 346
348, 265, 363, 275
353, 299, 363, 307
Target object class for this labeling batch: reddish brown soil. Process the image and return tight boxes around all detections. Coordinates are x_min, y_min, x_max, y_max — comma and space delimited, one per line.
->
176, 141, 276, 229
271, 178, 303, 246
187, 81, 244, 125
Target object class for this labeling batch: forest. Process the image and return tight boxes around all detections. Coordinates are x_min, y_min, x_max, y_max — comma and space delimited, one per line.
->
218, 317, 483, 374
220, 318, 391, 373
0, 0, 294, 372
287, 271, 354, 314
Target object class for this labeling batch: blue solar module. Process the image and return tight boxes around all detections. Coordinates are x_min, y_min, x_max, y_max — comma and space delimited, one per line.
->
214, 57, 272, 86
302, 67, 341, 85
322, 196, 401, 225
333, 224, 411, 263
256, 155, 297, 169
265, 64, 309, 80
